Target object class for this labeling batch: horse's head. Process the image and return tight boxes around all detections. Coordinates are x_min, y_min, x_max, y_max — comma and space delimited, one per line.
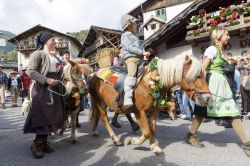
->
179, 56, 211, 107
63, 60, 88, 95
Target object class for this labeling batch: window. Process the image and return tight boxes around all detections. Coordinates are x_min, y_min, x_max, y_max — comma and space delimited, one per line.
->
151, 24, 156, 30
155, 8, 167, 21
58, 38, 64, 42
31, 36, 35, 44
23, 41, 29, 45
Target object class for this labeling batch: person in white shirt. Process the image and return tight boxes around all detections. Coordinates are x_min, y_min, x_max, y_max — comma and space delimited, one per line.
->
7, 70, 21, 107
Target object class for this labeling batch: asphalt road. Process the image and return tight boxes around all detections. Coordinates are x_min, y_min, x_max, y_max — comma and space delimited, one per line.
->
0, 102, 250, 166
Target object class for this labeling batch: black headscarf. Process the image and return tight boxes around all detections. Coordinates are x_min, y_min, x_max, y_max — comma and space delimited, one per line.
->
35, 33, 54, 50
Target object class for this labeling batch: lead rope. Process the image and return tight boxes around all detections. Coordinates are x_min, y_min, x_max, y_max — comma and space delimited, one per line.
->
47, 80, 67, 105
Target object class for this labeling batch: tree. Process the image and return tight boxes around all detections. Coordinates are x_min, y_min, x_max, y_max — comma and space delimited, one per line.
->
4, 50, 17, 61
68, 29, 89, 43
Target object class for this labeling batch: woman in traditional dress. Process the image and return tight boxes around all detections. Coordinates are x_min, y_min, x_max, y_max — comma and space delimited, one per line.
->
23, 33, 66, 159
185, 27, 250, 157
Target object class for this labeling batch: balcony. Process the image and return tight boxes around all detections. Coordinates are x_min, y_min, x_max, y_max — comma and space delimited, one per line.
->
16, 41, 69, 52
16, 44, 36, 51
56, 42, 68, 48
186, 3, 250, 43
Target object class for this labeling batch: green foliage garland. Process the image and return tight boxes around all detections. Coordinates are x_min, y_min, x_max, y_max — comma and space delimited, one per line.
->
148, 58, 170, 109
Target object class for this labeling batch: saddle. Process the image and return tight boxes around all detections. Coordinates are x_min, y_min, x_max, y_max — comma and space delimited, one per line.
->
96, 59, 145, 106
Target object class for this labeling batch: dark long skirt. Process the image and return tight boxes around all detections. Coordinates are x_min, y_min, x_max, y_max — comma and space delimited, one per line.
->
23, 72, 66, 134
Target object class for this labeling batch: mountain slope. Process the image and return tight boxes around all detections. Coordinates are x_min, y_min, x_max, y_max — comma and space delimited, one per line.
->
0, 30, 16, 52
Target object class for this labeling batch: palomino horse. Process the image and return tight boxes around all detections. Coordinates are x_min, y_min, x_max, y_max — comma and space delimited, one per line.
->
58, 59, 91, 143
89, 55, 211, 156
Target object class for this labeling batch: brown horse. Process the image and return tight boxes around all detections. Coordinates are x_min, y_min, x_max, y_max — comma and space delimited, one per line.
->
88, 55, 211, 156
58, 60, 91, 143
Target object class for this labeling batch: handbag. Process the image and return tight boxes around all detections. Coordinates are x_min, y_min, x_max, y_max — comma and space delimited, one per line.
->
19, 89, 25, 98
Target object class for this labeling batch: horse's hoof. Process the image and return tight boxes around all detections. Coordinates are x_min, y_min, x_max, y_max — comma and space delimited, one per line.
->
92, 133, 99, 137
155, 151, 165, 157
71, 139, 79, 144
114, 140, 124, 146
59, 131, 64, 136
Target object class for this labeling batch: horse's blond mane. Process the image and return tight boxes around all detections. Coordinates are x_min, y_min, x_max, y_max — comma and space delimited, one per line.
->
78, 64, 92, 76
157, 56, 204, 87
63, 63, 73, 82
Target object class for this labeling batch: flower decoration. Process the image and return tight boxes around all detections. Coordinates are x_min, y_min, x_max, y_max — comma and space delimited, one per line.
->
190, 15, 202, 29
189, 10, 206, 29
75, 58, 89, 64
148, 58, 170, 109
188, 1, 250, 36
244, 18, 250, 24
237, 4, 245, 14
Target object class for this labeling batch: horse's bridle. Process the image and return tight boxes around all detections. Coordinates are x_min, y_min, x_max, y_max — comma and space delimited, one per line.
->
188, 88, 211, 100
67, 68, 87, 95
70, 68, 86, 84
181, 68, 211, 100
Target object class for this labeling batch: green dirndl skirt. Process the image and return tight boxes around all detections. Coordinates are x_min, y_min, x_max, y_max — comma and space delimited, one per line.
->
207, 73, 240, 117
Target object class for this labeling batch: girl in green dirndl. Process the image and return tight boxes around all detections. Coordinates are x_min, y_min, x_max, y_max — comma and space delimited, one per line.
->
185, 27, 250, 157
206, 46, 239, 117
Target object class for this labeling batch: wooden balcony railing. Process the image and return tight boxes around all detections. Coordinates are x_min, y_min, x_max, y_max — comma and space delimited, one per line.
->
56, 42, 68, 48
16, 44, 36, 51
16, 41, 69, 51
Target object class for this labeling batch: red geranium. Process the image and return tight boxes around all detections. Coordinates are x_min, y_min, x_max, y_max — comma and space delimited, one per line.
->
231, 12, 237, 20
213, 20, 219, 24
199, 13, 205, 17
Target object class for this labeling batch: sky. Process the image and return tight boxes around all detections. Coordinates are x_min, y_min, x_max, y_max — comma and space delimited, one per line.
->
0, 0, 145, 35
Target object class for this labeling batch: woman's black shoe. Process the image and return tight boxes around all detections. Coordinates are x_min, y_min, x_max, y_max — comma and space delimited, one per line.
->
111, 121, 121, 128
215, 120, 224, 126
223, 121, 232, 128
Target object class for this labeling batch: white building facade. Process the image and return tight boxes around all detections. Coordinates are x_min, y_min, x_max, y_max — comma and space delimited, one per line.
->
142, 1, 194, 39
9, 25, 81, 71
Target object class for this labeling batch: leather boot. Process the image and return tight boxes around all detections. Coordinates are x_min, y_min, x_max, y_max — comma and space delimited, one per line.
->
124, 77, 136, 108
42, 139, 54, 153
31, 139, 44, 159
185, 132, 205, 148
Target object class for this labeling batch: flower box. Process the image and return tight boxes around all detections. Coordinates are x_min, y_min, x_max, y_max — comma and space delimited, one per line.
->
186, 0, 250, 42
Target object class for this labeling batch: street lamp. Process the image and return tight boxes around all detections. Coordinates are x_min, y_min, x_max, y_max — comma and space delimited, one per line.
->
0, 32, 22, 71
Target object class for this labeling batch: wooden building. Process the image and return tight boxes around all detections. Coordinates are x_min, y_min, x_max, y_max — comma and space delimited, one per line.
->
78, 26, 122, 70
142, 0, 248, 60
0, 58, 17, 75
128, 0, 195, 39
8, 24, 81, 71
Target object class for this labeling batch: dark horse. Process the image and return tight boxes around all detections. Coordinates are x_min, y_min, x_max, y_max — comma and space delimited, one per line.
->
58, 60, 91, 143
89, 55, 211, 156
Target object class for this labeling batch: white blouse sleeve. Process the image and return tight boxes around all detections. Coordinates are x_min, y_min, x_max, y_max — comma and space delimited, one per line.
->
204, 46, 217, 60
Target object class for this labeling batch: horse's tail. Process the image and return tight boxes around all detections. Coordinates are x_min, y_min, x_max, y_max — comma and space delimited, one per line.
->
88, 75, 100, 130
89, 93, 100, 128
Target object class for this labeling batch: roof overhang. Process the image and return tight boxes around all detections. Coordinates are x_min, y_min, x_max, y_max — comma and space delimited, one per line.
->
8, 24, 82, 48
143, 0, 242, 48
